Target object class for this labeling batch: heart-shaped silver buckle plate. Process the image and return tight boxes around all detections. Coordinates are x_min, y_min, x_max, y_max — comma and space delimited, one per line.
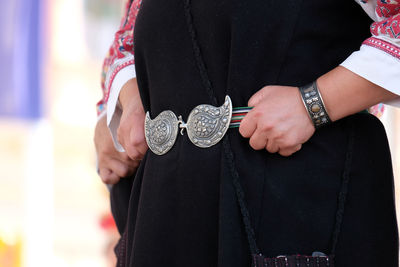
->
144, 96, 232, 155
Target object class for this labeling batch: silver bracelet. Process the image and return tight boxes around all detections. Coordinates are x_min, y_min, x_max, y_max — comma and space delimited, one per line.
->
299, 81, 331, 129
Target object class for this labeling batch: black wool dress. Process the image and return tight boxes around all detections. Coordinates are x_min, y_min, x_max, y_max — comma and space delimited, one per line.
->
110, 0, 399, 266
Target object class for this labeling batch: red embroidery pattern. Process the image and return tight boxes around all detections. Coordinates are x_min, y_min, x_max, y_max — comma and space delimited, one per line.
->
375, 0, 400, 18
97, 0, 142, 115
370, 1, 400, 40
96, 99, 105, 115
371, 14, 400, 39
104, 59, 135, 103
363, 37, 400, 60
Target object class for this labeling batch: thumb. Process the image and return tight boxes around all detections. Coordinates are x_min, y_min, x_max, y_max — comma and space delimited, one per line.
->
248, 86, 269, 107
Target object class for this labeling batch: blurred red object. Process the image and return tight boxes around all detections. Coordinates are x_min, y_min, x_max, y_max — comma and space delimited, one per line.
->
100, 213, 117, 232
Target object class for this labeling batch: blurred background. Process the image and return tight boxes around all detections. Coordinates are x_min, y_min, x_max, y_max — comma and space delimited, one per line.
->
0, 0, 399, 266
0, 0, 123, 266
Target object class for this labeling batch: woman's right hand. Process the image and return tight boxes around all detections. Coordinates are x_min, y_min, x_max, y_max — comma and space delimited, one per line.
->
94, 115, 138, 184
117, 78, 148, 160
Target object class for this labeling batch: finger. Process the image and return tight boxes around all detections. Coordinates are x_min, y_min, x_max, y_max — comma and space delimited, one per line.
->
99, 168, 120, 185
119, 152, 134, 163
239, 112, 257, 138
130, 127, 148, 156
248, 86, 269, 107
266, 139, 279, 154
293, 144, 302, 153
279, 144, 302, 157
126, 145, 144, 160
118, 155, 141, 171
137, 142, 149, 156
249, 129, 267, 150
108, 159, 134, 178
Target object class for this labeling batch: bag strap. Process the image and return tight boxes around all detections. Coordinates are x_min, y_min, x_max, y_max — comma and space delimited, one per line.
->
182, 0, 260, 254
222, 138, 262, 255
330, 120, 355, 255
182, 0, 218, 107
182, 0, 354, 256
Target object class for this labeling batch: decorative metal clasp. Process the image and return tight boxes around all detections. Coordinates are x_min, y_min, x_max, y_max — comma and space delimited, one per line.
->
185, 96, 232, 148
144, 96, 233, 155
178, 115, 187, 135
144, 110, 179, 155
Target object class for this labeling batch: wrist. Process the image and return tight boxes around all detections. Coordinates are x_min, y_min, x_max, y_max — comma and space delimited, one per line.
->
316, 66, 398, 122
119, 78, 142, 112
316, 72, 339, 121
298, 82, 332, 129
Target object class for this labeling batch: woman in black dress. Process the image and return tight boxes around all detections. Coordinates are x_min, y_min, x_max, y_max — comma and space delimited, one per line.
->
94, 0, 400, 266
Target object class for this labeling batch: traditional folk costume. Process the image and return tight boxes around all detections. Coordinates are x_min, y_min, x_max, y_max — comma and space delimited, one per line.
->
97, 0, 400, 266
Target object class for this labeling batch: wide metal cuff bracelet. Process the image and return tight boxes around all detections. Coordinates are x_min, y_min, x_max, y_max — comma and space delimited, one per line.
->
145, 96, 233, 155
299, 82, 331, 129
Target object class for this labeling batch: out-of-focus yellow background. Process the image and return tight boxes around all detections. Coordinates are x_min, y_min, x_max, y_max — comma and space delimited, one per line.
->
0, 0, 399, 267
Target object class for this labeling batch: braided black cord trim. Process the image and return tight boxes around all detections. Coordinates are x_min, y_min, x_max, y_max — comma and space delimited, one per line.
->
116, 229, 128, 267
222, 138, 261, 255
182, 0, 260, 255
330, 119, 355, 255
182, 0, 218, 106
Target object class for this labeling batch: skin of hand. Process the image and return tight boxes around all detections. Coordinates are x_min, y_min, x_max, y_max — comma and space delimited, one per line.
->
94, 115, 139, 184
239, 85, 315, 156
240, 66, 399, 157
117, 78, 148, 160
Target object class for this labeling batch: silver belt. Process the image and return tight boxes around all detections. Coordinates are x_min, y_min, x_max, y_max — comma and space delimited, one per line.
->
144, 96, 251, 155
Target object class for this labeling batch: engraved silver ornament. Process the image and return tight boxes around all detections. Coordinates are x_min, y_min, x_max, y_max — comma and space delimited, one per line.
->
144, 110, 179, 155
185, 95, 232, 148
144, 96, 233, 155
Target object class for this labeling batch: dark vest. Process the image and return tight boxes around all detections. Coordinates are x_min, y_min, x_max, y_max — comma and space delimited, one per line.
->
111, 1, 398, 266
134, 0, 371, 112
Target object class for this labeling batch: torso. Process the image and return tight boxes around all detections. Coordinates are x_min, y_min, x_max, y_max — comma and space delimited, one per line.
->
113, 1, 398, 266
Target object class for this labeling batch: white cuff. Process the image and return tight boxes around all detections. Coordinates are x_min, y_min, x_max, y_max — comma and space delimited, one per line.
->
106, 65, 137, 152
340, 44, 400, 108
97, 109, 107, 122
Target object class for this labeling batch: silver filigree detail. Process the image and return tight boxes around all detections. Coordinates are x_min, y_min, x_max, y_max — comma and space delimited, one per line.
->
144, 96, 233, 155
186, 96, 232, 148
144, 110, 179, 155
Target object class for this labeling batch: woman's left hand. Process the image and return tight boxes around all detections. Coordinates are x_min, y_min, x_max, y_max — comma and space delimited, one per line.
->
239, 85, 315, 156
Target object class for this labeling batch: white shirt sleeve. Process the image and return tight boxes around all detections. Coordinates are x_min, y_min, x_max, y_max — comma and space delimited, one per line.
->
105, 56, 137, 152
341, 44, 400, 107
341, 0, 400, 107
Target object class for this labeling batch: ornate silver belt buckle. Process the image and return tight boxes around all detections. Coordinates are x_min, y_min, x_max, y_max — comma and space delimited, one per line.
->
145, 96, 232, 155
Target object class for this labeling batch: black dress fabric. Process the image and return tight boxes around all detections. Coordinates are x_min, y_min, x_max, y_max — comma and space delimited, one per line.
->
110, 0, 399, 266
